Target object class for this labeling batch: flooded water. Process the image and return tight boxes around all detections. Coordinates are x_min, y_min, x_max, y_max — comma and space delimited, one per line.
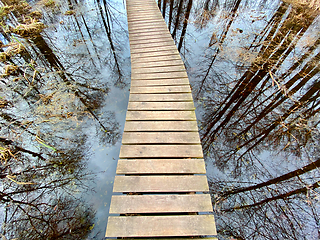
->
0, 0, 319, 239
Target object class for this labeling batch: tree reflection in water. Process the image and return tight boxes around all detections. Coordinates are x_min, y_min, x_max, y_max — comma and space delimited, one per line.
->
0, 0, 128, 238
160, 0, 320, 239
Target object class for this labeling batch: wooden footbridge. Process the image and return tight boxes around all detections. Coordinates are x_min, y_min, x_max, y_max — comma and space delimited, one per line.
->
105, 0, 217, 238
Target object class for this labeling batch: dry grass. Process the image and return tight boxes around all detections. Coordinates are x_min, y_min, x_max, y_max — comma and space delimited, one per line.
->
0, 147, 13, 165
284, 0, 320, 10
0, 41, 26, 62
0, 98, 9, 108
0, 5, 14, 20
12, 18, 45, 37
30, 11, 43, 19
64, 10, 75, 16
4, 64, 18, 75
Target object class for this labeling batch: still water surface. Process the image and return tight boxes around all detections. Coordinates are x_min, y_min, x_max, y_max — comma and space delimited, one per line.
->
0, 0, 319, 239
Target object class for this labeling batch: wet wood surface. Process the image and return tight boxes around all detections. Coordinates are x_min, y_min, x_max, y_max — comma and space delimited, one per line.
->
105, 0, 216, 238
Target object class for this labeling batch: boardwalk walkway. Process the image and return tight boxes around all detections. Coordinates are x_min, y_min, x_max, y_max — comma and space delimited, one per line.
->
105, 0, 217, 238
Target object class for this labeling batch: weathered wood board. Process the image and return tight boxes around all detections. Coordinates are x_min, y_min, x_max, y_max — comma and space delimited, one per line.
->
106, 215, 217, 237
113, 175, 209, 192
127, 102, 194, 110
129, 93, 193, 102
119, 145, 203, 158
131, 79, 189, 86
124, 121, 198, 131
109, 194, 213, 213
116, 159, 206, 174
130, 86, 191, 93
122, 132, 200, 144
125, 111, 196, 121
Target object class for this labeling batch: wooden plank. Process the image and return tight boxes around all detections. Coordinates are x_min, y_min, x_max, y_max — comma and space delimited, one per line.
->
127, 11, 161, 16
131, 54, 182, 63
127, 102, 194, 110
130, 41, 175, 50
124, 121, 198, 132
128, 20, 164, 26
130, 49, 179, 58
122, 132, 200, 144
127, 4, 158, 8
131, 65, 185, 74
126, 111, 196, 121
128, 16, 164, 22
129, 37, 174, 46
131, 60, 183, 68
127, 20, 164, 26
127, 9, 159, 14
129, 22, 167, 28
109, 194, 213, 213
128, 20, 166, 26
106, 215, 216, 237
127, 11, 162, 16
119, 145, 203, 158
129, 29, 169, 37
129, 24, 169, 31
127, 9, 162, 16
130, 28, 170, 36
129, 93, 193, 102
127, 8, 158, 12
130, 85, 190, 93
132, 72, 188, 80
130, 86, 191, 94
131, 45, 178, 54
131, 79, 189, 86
113, 175, 209, 192
116, 159, 206, 174
129, 34, 174, 42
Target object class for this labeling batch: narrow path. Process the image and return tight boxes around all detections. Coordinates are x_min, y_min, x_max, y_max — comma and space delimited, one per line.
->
105, 0, 217, 238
